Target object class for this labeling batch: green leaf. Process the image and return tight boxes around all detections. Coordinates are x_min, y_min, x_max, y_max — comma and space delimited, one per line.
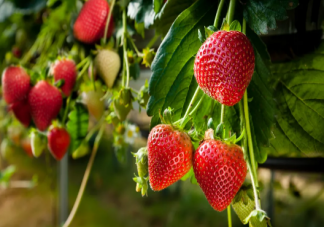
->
204, 25, 216, 38
246, 28, 275, 158
154, 0, 195, 37
148, 0, 218, 128
0, 165, 16, 184
129, 62, 140, 80
267, 50, 324, 156
67, 103, 89, 153
153, 0, 163, 13
229, 20, 241, 32
243, 0, 298, 34
134, 21, 145, 38
128, 0, 155, 28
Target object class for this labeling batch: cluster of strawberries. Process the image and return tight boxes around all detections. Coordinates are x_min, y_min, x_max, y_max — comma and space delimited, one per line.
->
145, 31, 255, 211
2, 59, 76, 160
1, 0, 114, 161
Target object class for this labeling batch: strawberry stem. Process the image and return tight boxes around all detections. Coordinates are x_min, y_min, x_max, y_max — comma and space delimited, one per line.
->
146, 34, 159, 49
227, 206, 232, 227
213, 0, 226, 28
62, 96, 71, 124
226, 0, 236, 24
103, 0, 116, 45
62, 123, 105, 227
176, 86, 203, 128
127, 33, 144, 57
241, 18, 261, 211
122, 10, 130, 88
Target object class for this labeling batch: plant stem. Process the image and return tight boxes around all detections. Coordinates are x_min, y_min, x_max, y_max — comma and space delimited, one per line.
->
220, 104, 225, 123
77, 60, 90, 82
178, 86, 201, 127
62, 96, 71, 124
127, 34, 143, 57
123, 10, 130, 88
76, 57, 90, 70
227, 206, 232, 227
103, 0, 115, 45
214, 0, 226, 28
62, 124, 105, 227
146, 34, 159, 49
227, 0, 236, 24
243, 92, 257, 182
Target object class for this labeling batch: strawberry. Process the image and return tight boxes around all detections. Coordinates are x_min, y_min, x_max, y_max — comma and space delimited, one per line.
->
194, 30, 255, 106
51, 59, 77, 96
147, 124, 193, 191
73, 0, 114, 44
9, 99, 31, 127
193, 129, 247, 211
2, 66, 30, 104
47, 126, 70, 161
28, 81, 63, 131
81, 90, 105, 120
95, 49, 121, 88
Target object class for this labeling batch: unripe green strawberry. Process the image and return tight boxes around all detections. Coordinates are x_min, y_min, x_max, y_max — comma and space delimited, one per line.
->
95, 49, 121, 88
113, 88, 133, 121
194, 30, 255, 106
30, 130, 47, 158
148, 124, 193, 191
82, 90, 105, 120
193, 129, 247, 211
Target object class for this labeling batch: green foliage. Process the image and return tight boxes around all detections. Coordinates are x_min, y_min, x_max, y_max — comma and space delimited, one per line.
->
127, 0, 155, 28
148, 0, 274, 165
266, 49, 324, 157
243, 0, 298, 34
67, 103, 89, 153
0, 165, 16, 186
154, 0, 195, 37
147, 0, 218, 127
229, 20, 241, 32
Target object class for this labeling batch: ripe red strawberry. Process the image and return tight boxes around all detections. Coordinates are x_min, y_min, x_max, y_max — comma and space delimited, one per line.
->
73, 0, 114, 44
28, 81, 63, 131
47, 127, 70, 161
2, 66, 30, 104
51, 59, 77, 96
193, 130, 247, 211
194, 30, 255, 106
9, 99, 31, 127
147, 124, 193, 191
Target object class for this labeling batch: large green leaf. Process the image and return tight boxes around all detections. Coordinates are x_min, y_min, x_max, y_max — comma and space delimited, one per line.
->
243, 0, 298, 34
266, 50, 324, 157
147, 0, 218, 127
67, 103, 89, 153
154, 0, 195, 37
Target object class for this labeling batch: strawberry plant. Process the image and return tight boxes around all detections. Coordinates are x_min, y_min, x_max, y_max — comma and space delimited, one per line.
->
1, 0, 324, 226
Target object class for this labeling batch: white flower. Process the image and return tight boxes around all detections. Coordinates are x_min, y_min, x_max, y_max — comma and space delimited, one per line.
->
124, 124, 140, 144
